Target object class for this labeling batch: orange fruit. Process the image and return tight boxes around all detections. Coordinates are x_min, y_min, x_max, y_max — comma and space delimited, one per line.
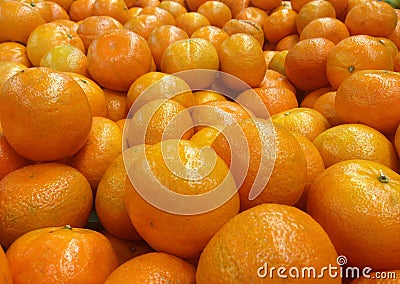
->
193, 90, 227, 106
91, 0, 130, 24
101, 232, 154, 265
126, 99, 194, 146
140, 6, 176, 25
50, 0, 74, 12
0, 133, 31, 181
388, 9, 400, 49
0, 246, 12, 284
0, 67, 92, 162
296, 0, 336, 34
300, 86, 334, 108
126, 72, 194, 111
235, 7, 268, 28
26, 21, 85, 67
212, 120, 307, 210
314, 124, 400, 171
115, 118, 126, 130
123, 14, 162, 40
30, 1, 70, 23
96, 147, 144, 240
326, 35, 394, 89
197, 0, 232, 28
271, 107, 331, 141
378, 37, 399, 60
0, 163, 93, 247
6, 225, 118, 283
175, 11, 211, 36
147, 24, 189, 70
229, 0, 250, 18
158, 0, 187, 18
312, 90, 342, 126
263, 50, 278, 67
68, 116, 122, 191
125, 139, 240, 259
0, 1, 46, 44
191, 25, 229, 50
236, 86, 298, 117
290, 131, 325, 210
345, 1, 397, 37
0, 61, 27, 91
218, 33, 266, 89
185, 0, 208, 11
285, 37, 335, 91
307, 159, 400, 270
196, 203, 340, 283
396, 123, 400, 157
335, 70, 400, 134
350, 270, 400, 283
0, 42, 32, 67
251, 0, 281, 10
39, 44, 89, 76
105, 252, 196, 283
222, 19, 264, 47
103, 88, 128, 122
160, 38, 219, 88
77, 15, 123, 51
65, 72, 107, 117
299, 17, 350, 44
191, 100, 253, 132
129, 0, 160, 8
263, 7, 298, 43
86, 28, 153, 92
275, 33, 299, 51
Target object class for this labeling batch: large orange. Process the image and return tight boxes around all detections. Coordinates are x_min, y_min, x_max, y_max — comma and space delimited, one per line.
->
68, 116, 122, 191
6, 225, 119, 283
196, 203, 340, 283
30, 1, 70, 23
296, 0, 336, 34
87, 28, 153, 92
0, 67, 92, 162
0, 1, 46, 44
335, 70, 400, 134
284, 37, 335, 91
125, 139, 240, 259
307, 159, 400, 270
345, 1, 397, 37
313, 124, 400, 171
212, 119, 307, 211
326, 35, 394, 90
218, 33, 266, 89
105, 252, 196, 283
0, 163, 93, 247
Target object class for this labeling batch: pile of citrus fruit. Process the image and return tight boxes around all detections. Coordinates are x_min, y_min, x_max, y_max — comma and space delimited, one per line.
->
1, 0, 400, 283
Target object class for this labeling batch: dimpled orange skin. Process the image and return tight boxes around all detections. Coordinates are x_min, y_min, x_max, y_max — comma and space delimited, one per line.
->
6, 226, 119, 283
313, 124, 400, 171
307, 160, 400, 270
196, 203, 340, 284
0, 67, 92, 162
0, 163, 93, 248
335, 70, 400, 134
